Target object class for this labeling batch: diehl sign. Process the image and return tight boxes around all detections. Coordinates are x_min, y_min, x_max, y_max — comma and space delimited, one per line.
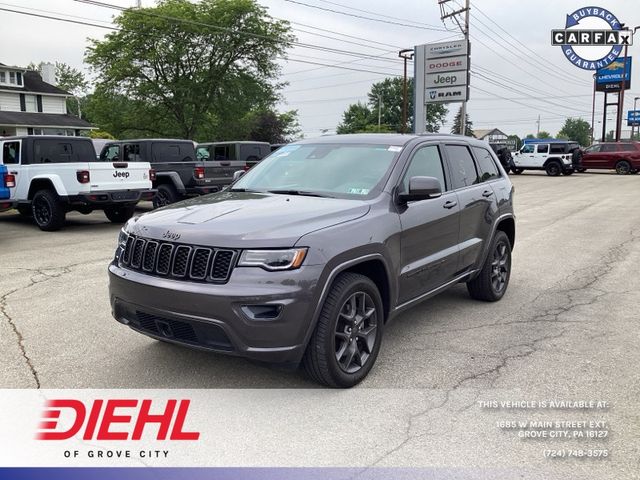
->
426, 72, 467, 88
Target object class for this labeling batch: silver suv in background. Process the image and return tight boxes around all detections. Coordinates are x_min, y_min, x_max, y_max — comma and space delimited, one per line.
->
109, 134, 515, 387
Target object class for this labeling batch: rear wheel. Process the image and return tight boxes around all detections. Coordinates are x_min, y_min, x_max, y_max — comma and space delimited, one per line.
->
302, 272, 383, 388
545, 161, 562, 176
31, 189, 66, 231
467, 230, 512, 302
512, 168, 524, 175
153, 184, 180, 208
104, 204, 136, 223
615, 160, 632, 175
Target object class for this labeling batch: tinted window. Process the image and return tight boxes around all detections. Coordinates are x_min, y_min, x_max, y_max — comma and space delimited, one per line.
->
601, 144, 618, 152
123, 143, 141, 162
584, 145, 601, 153
213, 145, 233, 160
619, 143, 637, 152
550, 144, 566, 154
151, 143, 194, 162
472, 147, 500, 182
2, 142, 20, 164
402, 145, 446, 192
33, 139, 95, 163
537, 144, 549, 154
445, 145, 480, 189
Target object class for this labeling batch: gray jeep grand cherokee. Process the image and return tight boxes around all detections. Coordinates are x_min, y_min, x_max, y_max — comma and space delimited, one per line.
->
109, 134, 515, 387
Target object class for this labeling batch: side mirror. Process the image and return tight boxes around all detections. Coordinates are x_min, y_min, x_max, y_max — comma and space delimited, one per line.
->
232, 170, 245, 182
398, 176, 442, 203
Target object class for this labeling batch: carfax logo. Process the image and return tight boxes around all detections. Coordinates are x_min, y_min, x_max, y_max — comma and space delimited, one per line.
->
551, 6, 632, 70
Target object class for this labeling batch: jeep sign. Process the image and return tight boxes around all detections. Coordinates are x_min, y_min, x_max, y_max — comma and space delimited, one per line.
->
426, 72, 467, 88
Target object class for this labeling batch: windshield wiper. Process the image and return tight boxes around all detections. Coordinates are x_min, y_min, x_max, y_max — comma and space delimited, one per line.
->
267, 189, 334, 198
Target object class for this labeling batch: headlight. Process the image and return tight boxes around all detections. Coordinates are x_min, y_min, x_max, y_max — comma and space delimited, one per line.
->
117, 228, 128, 248
238, 248, 307, 271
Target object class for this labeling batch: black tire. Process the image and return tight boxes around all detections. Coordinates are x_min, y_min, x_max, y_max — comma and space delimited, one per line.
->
545, 161, 562, 177
512, 168, 524, 175
153, 183, 180, 208
615, 160, 632, 175
562, 169, 573, 176
302, 272, 384, 388
17, 205, 32, 217
31, 189, 65, 231
104, 204, 136, 223
467, 230, 512, 302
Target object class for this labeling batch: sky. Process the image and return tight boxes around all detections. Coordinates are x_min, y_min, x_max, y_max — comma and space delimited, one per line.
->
1, 0, 638, 139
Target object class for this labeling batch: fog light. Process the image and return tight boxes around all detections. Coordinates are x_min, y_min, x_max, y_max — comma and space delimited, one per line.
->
241, 305, 283, 320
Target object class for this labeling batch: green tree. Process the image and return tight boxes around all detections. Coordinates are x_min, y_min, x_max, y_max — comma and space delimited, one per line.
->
85, 0, 293, 140
451, 105, 473, 136
525, 133, 535, 139
507, 134, 522, 150
537, 131, 551, 139
558, 118, 591, 146
337, 77, 447, 134
245, 109, 301, 143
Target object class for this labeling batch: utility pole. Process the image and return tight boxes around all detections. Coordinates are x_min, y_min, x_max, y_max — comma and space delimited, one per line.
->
378, 95, 382, 132
615, 41, 629, 142
439, 0, 470, 135
399, 49, 414, 134
536, 114, 540, 136
135, 0, 141, 7
633, 96, 640, 140
590, 74, 596, 144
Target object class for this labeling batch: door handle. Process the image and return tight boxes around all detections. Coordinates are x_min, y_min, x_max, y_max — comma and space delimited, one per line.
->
443, 200, 457, 209
482, 190, 494, 197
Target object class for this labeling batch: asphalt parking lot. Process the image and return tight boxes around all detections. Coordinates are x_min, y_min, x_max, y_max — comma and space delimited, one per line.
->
1, 171, 639, 476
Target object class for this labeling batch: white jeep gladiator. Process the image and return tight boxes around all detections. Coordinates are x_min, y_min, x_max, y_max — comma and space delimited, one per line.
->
0, 136, 155, 231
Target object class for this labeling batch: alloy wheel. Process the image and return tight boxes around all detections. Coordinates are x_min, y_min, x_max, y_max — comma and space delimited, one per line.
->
334, 291, 378, 374
33, 196, 51, 226
491, 242, 509, 293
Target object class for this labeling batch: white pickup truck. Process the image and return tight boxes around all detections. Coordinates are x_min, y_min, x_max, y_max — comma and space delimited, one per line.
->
0, 136, 155, 231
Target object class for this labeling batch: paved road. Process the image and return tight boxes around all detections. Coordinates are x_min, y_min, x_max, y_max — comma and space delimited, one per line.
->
1, 172, 639, 477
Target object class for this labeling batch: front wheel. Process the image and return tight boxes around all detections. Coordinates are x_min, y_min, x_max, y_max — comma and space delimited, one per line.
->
615, 160, 632, 175
467, 230, 512, 302
104, 204, 136, 223
31, 189, 66, 231
545, 161, 562, 176
302, 272, 384, 388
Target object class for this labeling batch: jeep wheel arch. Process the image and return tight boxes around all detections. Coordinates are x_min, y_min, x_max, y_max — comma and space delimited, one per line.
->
28, 177, 66, 199
154, 171, 186, 194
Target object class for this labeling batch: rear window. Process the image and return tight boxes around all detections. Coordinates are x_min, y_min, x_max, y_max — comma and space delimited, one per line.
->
550, 144, 566, 154
445, 144, 480, 189
618, 143, 637, 152
151, 142, 195, 162
472, 147, 500, 181
32, 139, 96, 164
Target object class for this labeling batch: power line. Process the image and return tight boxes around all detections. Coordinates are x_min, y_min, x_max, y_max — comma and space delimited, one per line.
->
0, 5, 115, 30
283, 0, 450, 32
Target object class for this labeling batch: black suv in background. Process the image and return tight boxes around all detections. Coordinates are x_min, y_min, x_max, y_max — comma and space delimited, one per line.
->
198, 141, 271, 168
109, 134, 515, 387
100, 139, 232, 208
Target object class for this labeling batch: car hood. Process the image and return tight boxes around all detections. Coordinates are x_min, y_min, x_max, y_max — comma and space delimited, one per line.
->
127, 191, 371, 248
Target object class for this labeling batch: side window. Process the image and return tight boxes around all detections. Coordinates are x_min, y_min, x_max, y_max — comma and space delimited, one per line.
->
521, 144, 534, 154
2, 142, 20, 164
618, 143, 635, 152
445, 144, 480, 189
584, 145, 600, 153
472, 147, 500, 182
196, 146, 210, 160
102, 145, 120, 161
401, 145, 447, 193
123, 144, 141, 162
601, 144, 618, 152
537, 144, 549, 154
550, 144, 565, 154
214, 145, 230, 160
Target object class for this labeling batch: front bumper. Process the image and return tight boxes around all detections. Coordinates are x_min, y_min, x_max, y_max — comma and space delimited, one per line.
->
67, 189, 155, 206
108, 262, 323, 364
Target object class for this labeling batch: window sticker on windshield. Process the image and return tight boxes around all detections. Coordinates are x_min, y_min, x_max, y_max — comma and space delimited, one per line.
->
349, 188, 370, 195
388, 146, 402, 152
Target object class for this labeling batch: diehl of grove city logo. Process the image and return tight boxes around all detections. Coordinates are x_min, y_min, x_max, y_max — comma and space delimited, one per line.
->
36, 399, 200, 441
551, 6, 632, 70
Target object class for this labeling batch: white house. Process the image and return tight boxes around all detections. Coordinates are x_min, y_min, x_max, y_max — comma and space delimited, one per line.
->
0, 62, 92, 137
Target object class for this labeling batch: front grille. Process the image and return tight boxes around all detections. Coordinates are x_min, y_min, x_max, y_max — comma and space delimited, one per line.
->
134, 311, 234, 351
120, 234, 236, 283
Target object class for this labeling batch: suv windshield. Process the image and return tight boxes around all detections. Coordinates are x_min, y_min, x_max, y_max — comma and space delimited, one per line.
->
232, 143, 401, 198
